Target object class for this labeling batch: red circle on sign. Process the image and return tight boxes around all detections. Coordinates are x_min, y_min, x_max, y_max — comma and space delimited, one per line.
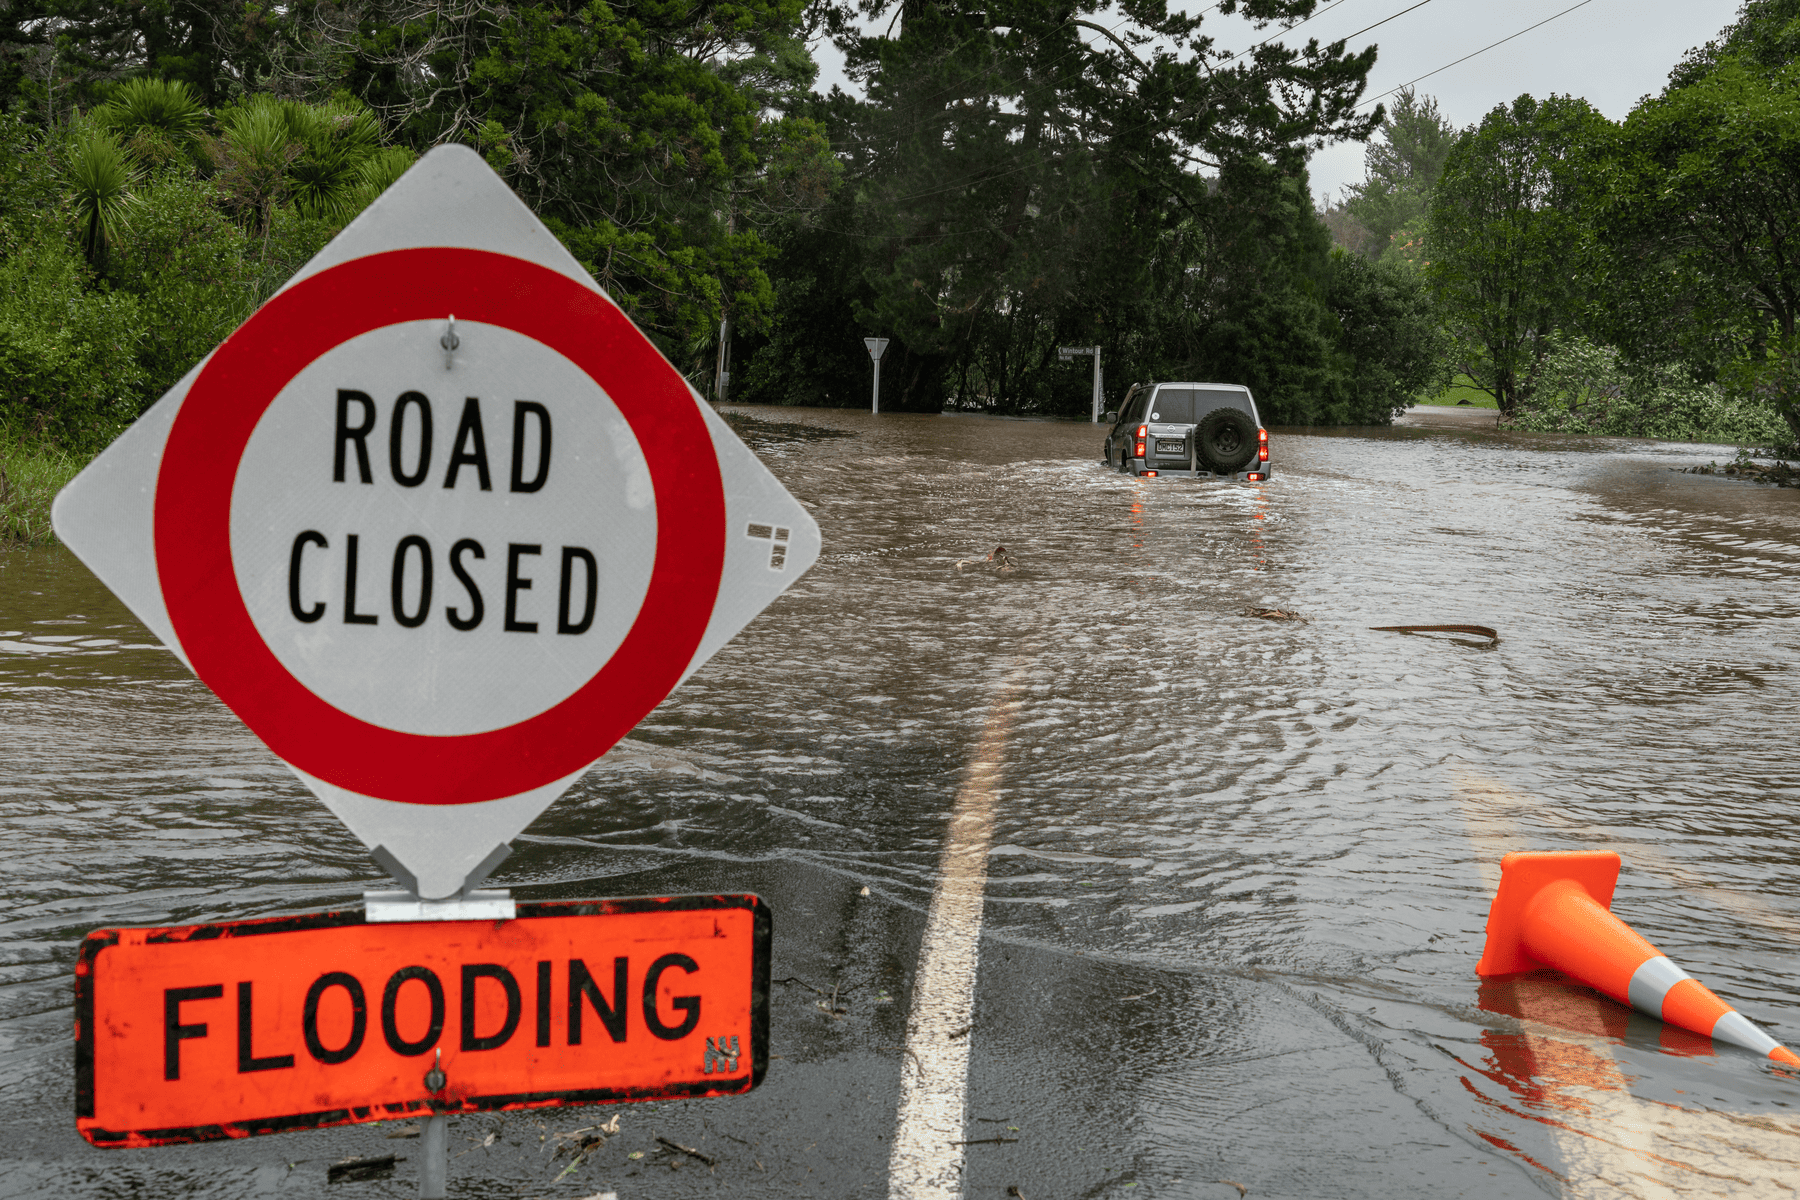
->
154, 248, 725, 805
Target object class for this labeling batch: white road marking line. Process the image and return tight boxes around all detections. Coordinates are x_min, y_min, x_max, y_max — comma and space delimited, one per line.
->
887, 664, 1026, 1200
1450, 769, 1800, 1196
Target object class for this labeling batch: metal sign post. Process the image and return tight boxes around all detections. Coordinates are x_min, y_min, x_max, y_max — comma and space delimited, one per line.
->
864, 337, 889, 413
715, 315, 731, 402
52, 145, 809, 1194
1058, 345, 1102, 421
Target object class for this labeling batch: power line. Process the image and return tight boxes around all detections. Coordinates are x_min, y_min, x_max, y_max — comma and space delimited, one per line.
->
1215, 0, 1361, 68
1356, 0, 1598, 109
1332, 0, 1439, 50
1221, 0, 1439, 71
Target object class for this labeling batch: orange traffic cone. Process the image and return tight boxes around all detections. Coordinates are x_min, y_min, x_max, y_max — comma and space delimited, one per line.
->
1478, 850, 1800, 1067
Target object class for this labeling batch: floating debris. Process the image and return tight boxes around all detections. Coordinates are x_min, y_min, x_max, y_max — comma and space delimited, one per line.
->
815, 980, 849, 1017
328, 1154, 401, 1183
657, 1135, 718, 1166
1370, 623, 1500, 644
1243, 607, 1306, 621
956, 546, 1016, 572
1676, 458, 1797, 487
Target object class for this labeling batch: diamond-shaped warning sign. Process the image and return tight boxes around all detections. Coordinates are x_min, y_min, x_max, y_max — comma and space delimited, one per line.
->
53, 145, 818, 898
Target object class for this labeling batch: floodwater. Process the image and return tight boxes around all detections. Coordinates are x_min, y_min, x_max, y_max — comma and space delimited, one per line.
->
2, 406, 1798, 1197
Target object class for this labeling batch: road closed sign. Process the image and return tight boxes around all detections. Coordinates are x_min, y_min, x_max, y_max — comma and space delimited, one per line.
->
75, 895, 768, 1145
53, 145, 819, 898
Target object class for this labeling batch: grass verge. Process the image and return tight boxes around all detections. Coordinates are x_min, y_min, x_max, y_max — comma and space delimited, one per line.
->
1418, 373, 1497, 408
1, 432, 89, 547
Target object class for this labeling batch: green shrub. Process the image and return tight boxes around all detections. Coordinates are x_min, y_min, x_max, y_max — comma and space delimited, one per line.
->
1506, 335, 1791, 446
1719, 333, 1800, 452
107, 176, 253, 397
0, 226, 146, 453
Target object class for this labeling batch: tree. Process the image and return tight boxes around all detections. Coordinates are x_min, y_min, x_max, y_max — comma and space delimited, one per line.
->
1342, 87, 1456, 258
0, 115, 146, 449
268, 0, 838, 369
1592, 58, 1800, 442
1427, 94, 1609, 414
25, 0, 279, 109
801, 0, 1381, 412
1317, 199, 1375, 256
1157, 157, 1341, 423
1668, 0, 1800, 89
1320, 249, 1449, 420
93, 76, 207, 169
65, 125, 137, 269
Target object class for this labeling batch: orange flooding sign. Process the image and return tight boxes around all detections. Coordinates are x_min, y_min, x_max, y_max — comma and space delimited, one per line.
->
75, 895, 769, 1147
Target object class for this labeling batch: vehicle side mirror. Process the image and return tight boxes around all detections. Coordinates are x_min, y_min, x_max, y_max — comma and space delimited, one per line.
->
1102, 411, 1118, 423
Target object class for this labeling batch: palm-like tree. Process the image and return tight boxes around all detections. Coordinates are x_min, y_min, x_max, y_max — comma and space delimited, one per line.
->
66, 128, 139, 269
206, 97, 401, 238
285, 102, 382, 222
347, 146, 419, 214
98, 78, 207, 171
205, 98, 302, 240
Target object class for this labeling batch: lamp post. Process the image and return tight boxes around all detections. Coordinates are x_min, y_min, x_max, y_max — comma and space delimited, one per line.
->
1058, 345, 1102, 421
864, 337, 889, 413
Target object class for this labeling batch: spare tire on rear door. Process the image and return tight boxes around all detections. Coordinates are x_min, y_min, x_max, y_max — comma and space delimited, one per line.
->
1196, 407, 1256, 473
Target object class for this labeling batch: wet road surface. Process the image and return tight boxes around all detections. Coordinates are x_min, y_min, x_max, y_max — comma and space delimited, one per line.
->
2, 408, 1798, 1198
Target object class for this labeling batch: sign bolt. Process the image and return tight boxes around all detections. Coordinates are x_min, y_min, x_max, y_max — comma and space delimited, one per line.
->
424, 1047, 446, 1093
440, 315, 459, 369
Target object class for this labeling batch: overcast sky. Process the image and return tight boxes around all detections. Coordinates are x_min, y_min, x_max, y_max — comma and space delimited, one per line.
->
810, 0, 1747, 204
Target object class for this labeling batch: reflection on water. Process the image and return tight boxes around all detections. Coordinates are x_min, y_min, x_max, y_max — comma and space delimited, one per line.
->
3, 409, 1799, 1195
1459, 975, 1800, 1195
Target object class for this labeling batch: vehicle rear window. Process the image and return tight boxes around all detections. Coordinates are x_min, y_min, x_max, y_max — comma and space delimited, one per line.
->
1149, 388, 1254, 422
1147, 389, 1196, 422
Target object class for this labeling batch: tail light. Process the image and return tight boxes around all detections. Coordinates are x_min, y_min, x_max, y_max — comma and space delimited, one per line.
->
1134, 424, 1147, 459
1258, 428, 1269, 462
1247, 472, 1264, 482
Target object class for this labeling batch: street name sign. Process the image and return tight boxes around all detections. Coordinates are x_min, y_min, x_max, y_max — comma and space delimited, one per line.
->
52, 144, 820, 900
75, 895, 769, 1146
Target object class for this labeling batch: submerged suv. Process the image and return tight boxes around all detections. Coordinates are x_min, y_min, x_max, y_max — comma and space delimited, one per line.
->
1102, 382, 1270, 481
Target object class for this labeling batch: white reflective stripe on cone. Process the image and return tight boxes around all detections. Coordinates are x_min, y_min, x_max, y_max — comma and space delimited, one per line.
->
1627, 955, 1692, 1017
1711, 1009, 1783, 1058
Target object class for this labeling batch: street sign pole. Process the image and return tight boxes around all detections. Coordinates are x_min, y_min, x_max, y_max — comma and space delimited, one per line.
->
1092, 347, 1103, 423
362, 889, 511, 1198
421, 1115, 447, 1197
715, 316, 731, 402
864, 337, 889, 414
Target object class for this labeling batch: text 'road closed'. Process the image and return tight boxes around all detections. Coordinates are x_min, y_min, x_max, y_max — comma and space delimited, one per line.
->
285, 390, 599, 634
77, 897, 769, 1146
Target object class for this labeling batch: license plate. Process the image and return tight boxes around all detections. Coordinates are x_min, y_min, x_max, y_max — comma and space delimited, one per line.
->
1156, 440, 1186, 453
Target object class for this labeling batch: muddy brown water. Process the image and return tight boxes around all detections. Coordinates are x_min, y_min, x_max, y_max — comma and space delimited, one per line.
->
1, 407, 1798, 1197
